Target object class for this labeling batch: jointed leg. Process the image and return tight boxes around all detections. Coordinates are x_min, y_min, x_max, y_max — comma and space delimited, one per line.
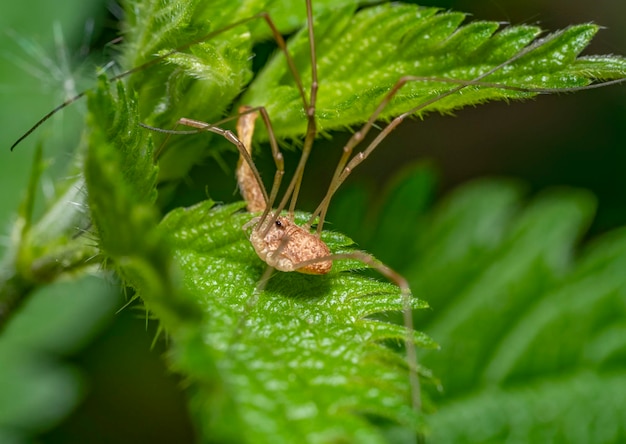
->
149, 3, 320, 229
308, 26, 583, 233
165, 103, 285, 215
272, 0, 320, 222
293, 250, 421, 413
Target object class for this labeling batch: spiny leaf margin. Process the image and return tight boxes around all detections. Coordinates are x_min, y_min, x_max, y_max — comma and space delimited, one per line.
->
351, 169, 626, 442
158, 200, 433, 442
243, 3, 626, 139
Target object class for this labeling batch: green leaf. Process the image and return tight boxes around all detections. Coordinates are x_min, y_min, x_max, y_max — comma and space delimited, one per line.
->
158, 201, 433, 441
242, 4, 626, 139
427, 371, 626, 443
421, 187, 597, 393
330, 165, 626, 441
0, 275, 121, 441
84, 76, 203, 330
120, 0, 382, 181
111, 1, 626, 184
85, 77, 158, 256
8, 0, 626, 193
405, 179, 626, 441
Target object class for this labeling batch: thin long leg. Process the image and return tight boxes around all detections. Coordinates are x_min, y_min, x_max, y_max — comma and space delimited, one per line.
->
286, 0, 319, 218
150, 107, 270, 162
292, 250, 421, 414
10, 9, 311, 152
308, 27, 586, 233
176, 116, 271, 208
272, 0, 319, 222
141, 3, 318, 229
236, 107, 265, 212
155, 3, 319, 222
153, 125, 177, 162
141, 104, 287, 225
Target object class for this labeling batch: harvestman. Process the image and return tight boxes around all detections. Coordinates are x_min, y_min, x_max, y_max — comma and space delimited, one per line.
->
140, 2, 624, 417
11, 0, 626, 424
142, 0, 428, 413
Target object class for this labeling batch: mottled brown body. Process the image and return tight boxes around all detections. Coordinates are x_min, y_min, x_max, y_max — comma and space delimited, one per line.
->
246, 216, 332, 274
236, 105, 333, 275
236, 107, 265, 212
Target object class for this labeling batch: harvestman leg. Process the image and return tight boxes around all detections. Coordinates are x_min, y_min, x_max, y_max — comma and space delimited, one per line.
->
291, 250, 421, 412
245, 0, 320, 224
159, 2, 320, 230
175, 106, 285, 224
175, 1, 321, 231
285, 21, 613, 416
308, 26, 583, 233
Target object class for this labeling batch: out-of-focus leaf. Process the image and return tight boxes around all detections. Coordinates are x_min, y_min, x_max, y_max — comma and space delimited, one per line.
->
350, 170, 626, 442
0, 275, 120, 440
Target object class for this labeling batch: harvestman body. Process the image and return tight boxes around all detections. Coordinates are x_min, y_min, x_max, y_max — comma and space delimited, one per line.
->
235, 107, 332, 275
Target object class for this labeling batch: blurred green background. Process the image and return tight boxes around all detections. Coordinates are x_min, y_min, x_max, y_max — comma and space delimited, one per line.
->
0, 0, 624, 442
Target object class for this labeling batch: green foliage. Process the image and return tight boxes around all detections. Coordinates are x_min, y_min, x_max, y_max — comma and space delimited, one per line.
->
2, 0, 626, 442
83, 72, 433, 441
160, 202, 433, 441
0, 275, 121, 442
84, 77, 201, 330
330, 166, 626, 442
120, 0, 626, 181
243, 4, 626, 139
415, 182, 626, 442
85, 77, 159, 252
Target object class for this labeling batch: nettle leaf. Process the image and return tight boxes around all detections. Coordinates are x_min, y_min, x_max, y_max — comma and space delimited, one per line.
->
158, 201, 433, 441
122, 0, 371, 71
242, 3, 626, 139
45, 0, 625, 167
416, 184, 626, 442
120, 0, 379, 181
340, 166, 626, 442
117, 0, 626, 182
119, 0, 261, 180
84, 77, 206, 329
85, 77, 159, 256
